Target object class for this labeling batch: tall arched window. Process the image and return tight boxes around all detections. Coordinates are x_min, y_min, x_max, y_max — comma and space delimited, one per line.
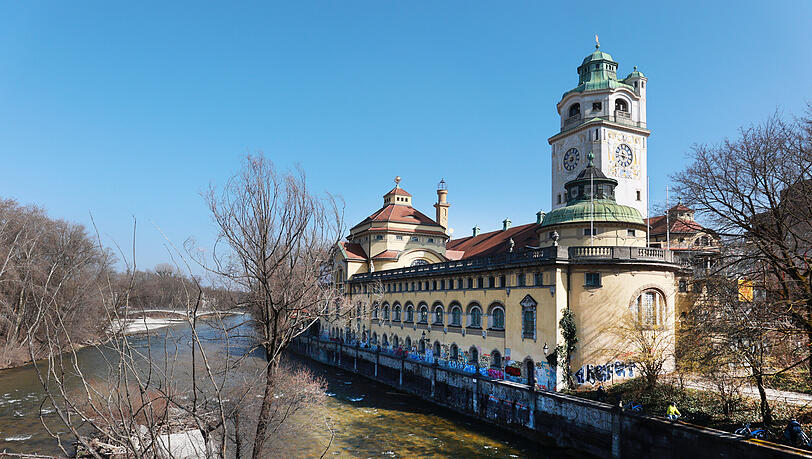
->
418, 338, 426, 354
393, 304, 402, 321
382, 304, 390, 320
469, 305, 482, 328
433, 304, 444, 325
372, 332, 378, 344
372, 303, 379, 320
433, 341, 441, 358
469, 346, 479, 365
450, 343, 459, 361
568, 103, 581, 118
491, 350, 502, 368
450, 305, 462, 326
630, 289, 666, 326
405, 304, 414, 322
405, 336, 412, 350
382, 334, 389, 347
489, 304, 505, 330
419, 304, 428, 323
392, 335, 399, 348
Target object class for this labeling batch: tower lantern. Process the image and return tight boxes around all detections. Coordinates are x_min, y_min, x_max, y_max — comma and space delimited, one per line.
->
434, 178, 450, 232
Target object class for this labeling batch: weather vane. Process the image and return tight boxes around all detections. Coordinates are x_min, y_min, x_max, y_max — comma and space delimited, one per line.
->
595, 34, 600, 49
394, 176, 401, 187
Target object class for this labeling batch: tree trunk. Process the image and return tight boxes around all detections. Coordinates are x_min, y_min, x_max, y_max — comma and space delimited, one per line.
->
251, 351, 277, 459
753, 373, 772, 425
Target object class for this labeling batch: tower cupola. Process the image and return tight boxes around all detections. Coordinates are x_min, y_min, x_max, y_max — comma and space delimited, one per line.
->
383, 176, 412, 207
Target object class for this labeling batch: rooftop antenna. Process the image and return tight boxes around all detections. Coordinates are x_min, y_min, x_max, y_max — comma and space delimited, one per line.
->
666, 185, 671, 253
588, 153, 595, 246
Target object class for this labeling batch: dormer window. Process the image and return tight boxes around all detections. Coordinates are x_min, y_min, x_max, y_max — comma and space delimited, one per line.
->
568, 103, 581, 118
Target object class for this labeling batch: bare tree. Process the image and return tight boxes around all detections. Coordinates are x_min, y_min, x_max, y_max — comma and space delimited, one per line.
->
205, 154, 345, 458
673, 109, 812, 377
600, 314, 674, 390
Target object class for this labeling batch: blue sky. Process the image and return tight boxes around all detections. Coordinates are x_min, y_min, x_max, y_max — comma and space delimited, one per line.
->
1, 1, 810, 273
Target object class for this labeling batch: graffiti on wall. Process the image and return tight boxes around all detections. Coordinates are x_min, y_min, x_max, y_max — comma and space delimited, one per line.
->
534, 361, 557, 391
574, 361, 635, 386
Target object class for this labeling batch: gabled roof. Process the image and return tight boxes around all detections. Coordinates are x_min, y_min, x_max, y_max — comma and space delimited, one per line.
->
351, 204, 443, 232
645, 215, 706, 236
339, 242, 367, 261
447, 223, 539, 259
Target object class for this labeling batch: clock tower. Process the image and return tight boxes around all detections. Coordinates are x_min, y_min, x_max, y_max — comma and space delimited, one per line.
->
548, 41, 649, 217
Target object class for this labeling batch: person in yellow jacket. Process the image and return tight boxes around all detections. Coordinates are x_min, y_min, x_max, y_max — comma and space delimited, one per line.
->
666, 401, 681, 420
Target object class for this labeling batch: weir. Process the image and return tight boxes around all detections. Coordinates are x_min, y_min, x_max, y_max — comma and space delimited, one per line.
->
293, 335, 811, 459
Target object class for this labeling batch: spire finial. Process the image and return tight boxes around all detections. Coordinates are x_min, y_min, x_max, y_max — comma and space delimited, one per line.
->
394, 176, 401, 188
595, 34, 600, 49
587, 152, 594, 167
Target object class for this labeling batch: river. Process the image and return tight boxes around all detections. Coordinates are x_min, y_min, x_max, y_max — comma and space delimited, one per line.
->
0, 318, 571, 458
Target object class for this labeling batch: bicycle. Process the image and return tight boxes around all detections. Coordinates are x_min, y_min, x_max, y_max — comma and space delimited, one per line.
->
735, 423, 766, 440
624, 401, 643, 413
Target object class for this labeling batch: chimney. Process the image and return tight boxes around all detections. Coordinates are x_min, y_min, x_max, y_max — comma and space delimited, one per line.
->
502, 218, 512, 231
472, 225, 480, 237
434, 178, 450, 233
536, 211, 546, 224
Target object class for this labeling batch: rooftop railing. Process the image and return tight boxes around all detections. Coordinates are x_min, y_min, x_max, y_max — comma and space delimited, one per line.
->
349, 245, 675, 283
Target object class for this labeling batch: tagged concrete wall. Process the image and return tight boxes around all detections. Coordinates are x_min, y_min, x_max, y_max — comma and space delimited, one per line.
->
294, 336, 812, 459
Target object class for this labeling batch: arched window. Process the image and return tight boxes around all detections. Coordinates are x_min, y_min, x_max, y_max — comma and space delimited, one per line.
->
433, 304, 444, 325
405, 304, 414, 322
489, 304, 505, 330
450, 343, 459, 361
433, 341, 441, 358
372, 303, 379, 320
393, 304, 401, 321
419, 304, 429, 323
382, 334, 389, 347
411, 259, 429, 267
469, 305, 482, 328
631, 289, 666, 326
568, 103, 581, 118
491, 350, 502, 368
392, 335, 399, 348
469, 346, 479, 365
525, 358, 535, 386
418, 338, 426, 354
614, 99, 628, 113
382, 304, 390, 320
405, 336, 412, 350
372, 332, 378, 344
450, 305, 462, 326
362, 330, 367, 342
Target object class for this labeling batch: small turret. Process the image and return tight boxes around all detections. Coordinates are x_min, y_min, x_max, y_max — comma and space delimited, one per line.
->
434, 178, 450, 233
472, 225, 480, 237
502, 218, 512, 231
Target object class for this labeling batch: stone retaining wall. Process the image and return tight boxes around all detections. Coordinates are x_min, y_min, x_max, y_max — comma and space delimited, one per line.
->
293, 336, 812, 459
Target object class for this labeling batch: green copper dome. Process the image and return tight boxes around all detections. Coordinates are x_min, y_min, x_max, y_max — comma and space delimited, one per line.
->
563, 45, 634, 98
541, 200, 644, 227
541, 152, 644, 227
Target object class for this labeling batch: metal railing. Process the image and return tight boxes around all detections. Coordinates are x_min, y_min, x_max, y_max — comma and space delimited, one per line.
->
349, 245, 674, 283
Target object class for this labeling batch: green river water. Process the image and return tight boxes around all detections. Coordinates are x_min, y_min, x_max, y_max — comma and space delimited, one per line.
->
0, 318, 571, 458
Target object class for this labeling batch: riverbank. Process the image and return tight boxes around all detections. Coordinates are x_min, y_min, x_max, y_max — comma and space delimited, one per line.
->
294, 335, 812, 459
0, 316, 188, 371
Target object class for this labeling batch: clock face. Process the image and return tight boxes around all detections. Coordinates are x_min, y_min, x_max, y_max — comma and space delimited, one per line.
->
616, 144, 633, 167
563, 148, 579, 171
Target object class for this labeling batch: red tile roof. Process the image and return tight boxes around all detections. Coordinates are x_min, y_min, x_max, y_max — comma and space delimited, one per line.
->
669, 203, 692, 212
372, 250, 400, 260
384, 186, 412, 197
340, 242, 367, 261
351, 204, 443, 231
447, 223, 539, 259
645, 215, 705, 236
